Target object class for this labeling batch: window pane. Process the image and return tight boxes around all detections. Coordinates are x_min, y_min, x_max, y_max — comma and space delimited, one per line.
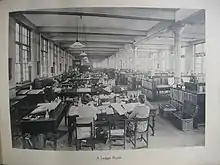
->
15, 64, 21, 83
16, 32, 19, 42
24, 28, 27, 36
16, 44, 19, 54
16, 23, 19, 33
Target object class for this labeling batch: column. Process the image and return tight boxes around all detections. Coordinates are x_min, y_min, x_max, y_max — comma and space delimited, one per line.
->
132, 46, 137, 71
151, 52, 156, 76
173, 24, 185, 84
185, 44, 194, 75
115, 54, 118, 69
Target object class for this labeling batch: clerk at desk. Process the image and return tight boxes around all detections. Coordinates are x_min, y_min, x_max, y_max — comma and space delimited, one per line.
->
74, 94, 98, 120
126, 94, 150, 132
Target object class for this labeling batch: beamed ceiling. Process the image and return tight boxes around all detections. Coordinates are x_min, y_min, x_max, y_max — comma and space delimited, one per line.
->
11, 8, 205, 60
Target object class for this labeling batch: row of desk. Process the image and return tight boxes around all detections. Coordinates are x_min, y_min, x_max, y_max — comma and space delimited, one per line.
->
10, 74, 157, 150
67, 101, 157, 147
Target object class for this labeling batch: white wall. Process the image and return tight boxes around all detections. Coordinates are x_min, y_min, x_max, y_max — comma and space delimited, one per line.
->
8, 15, 74, 88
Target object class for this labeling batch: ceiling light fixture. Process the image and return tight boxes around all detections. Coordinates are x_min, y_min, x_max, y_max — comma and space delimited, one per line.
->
80, 51, 88, 56
69, 16, 85, 49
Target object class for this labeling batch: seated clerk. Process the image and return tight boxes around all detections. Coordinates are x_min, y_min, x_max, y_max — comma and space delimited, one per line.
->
32, 75, 41, 89
76, 94, 98, 120
125, 94, 150, 132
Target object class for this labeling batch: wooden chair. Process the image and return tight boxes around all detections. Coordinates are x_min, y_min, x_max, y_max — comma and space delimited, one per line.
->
75, 117, 95, 151
107, 119, 126, 150
128, 117, 150, 149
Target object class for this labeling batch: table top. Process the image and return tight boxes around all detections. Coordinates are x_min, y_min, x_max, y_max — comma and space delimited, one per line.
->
156, 84, 171, 89
17, 89, 30, 95
68, 104, 98, 120
60, 87, 100, 94
27, 89, 44, 95
10, 95, 27, 101
22, 100, 63, 121
10, 100, 19, 108
68, 101, 156, 119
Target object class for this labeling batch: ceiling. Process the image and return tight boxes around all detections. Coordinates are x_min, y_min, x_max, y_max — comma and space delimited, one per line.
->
12, 8, 205, 61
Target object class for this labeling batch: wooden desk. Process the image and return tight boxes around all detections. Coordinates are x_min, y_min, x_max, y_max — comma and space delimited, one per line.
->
57, 87, 101, 100
67, 101, 157, 146
111, 102, 157, 136
20, 101, 67, 150
10, 95, 29, 121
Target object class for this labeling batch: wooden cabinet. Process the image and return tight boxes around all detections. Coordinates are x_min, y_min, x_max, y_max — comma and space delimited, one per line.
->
170, 87, 205, 127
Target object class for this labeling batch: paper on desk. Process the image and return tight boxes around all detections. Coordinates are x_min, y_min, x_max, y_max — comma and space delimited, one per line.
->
27, 89, 43, 95
32, 100, 61, 114
122, 103, 138, 112
18, 89, 30, 95
97, 105, 114, 115
110, 103, 126, 115
37, 103, 51, 107
30, 106, 48, 114
103, 86, 112, 93
77, 88, 91, 93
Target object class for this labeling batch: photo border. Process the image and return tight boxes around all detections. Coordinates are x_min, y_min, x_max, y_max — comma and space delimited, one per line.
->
1, 0, 220, 165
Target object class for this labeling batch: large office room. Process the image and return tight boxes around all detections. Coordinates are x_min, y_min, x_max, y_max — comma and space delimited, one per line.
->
8, 7, 205, 151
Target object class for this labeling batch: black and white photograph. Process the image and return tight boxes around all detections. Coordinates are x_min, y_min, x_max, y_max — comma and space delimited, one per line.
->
8, 7, 205, 151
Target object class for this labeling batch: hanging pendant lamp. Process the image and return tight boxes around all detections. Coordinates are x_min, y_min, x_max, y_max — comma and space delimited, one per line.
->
70, 16, 85, 49
80, 20, 88, 56
80, 51, 87, 56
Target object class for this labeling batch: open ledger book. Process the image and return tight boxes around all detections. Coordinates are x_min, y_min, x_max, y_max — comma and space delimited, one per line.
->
1, 1, 220, 165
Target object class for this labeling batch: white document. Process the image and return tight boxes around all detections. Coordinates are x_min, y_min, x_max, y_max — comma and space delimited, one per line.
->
110, 103, 126, 115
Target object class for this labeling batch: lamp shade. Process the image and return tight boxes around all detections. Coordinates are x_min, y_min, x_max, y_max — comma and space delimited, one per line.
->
69, 40, 85, 49
80, 51, 87, 56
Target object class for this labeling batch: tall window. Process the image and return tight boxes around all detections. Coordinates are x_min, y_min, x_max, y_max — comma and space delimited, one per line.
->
49, 42, 54, 75
53, 45, 58, 74
60, 49, 64, 72
40, 37, 48, 77
15, 22, 31, 83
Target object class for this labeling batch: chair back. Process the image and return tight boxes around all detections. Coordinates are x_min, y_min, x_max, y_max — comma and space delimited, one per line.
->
133, 117, 150, 133
75, 117, 95, 140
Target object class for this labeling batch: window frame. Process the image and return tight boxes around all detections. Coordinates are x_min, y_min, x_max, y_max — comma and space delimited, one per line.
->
40, 36, 49, 77
15, 21, 31, 84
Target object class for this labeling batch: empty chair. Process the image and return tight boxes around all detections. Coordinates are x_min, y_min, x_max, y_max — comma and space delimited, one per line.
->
75, 117, 95, 151
128, 117, 150, 149
107, 119, 126, 150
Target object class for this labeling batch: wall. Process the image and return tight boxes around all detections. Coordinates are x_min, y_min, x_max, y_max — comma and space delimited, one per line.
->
8, 15, 74, 89
8, 16, 16, 88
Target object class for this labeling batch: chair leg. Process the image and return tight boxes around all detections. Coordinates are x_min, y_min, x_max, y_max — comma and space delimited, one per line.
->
109, 137, 112, 150
146, 131, 149, 148
76, 139, 79, 151
91, 138, 94, 151
134, 132, 137, 149
25, 137, 33, 149
22, 135, 26, 149
123, 134, 126, 150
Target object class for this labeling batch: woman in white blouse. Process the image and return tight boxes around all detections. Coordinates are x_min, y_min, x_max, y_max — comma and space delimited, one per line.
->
126, 94, 150, 132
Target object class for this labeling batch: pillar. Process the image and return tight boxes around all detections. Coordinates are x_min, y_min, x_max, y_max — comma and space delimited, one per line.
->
151, 52, 156, 76
173, 24, 185, 84
115, 54, 118, 69
132, 46, 137, 71
185, 45, 194, 75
